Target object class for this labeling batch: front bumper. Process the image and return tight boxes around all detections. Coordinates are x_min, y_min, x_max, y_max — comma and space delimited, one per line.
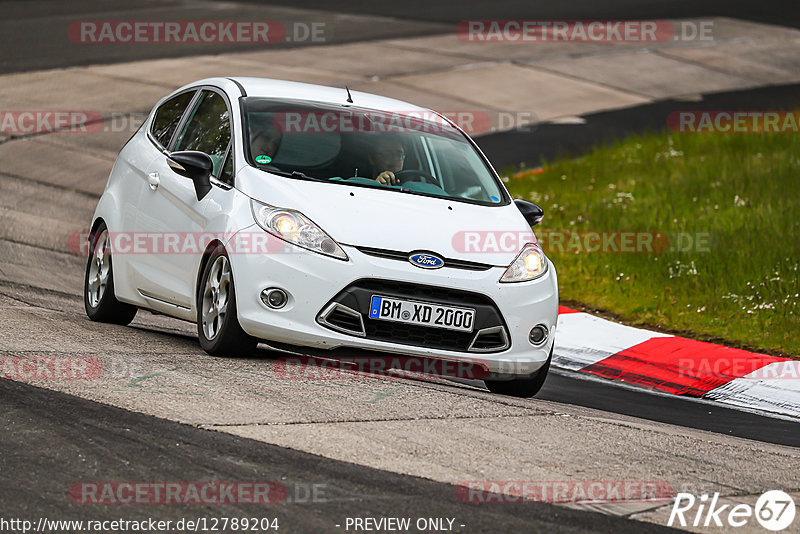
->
227, 228, 558, 377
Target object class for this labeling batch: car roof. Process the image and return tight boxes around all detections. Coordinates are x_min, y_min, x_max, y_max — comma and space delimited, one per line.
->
230, 77, 432, 114
168, 77, 453, 130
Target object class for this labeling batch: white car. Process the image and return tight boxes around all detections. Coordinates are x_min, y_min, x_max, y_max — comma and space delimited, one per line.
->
84, 77, 558, 397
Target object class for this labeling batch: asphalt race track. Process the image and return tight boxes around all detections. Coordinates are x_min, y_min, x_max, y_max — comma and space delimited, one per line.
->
2, 1, 800, 532
243, 0, 800, 29
1, 378, 687, 533
478, 82, 800, 170
2, 0, 799, 74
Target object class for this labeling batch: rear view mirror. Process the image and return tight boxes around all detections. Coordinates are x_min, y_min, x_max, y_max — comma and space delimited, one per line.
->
514, 199, 544, 226
167, 151, 213, 201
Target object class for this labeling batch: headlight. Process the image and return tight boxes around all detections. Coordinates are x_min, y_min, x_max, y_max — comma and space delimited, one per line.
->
500, 243, 548, 283
250, 199, 348, 260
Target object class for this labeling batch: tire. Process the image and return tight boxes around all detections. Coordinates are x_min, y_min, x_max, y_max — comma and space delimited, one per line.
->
197, 247, 258, 356
84, 223, 138, 325
484, 348, 552, 398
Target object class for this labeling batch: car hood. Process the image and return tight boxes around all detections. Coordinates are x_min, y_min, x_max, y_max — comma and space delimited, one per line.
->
237, 169, 536, 266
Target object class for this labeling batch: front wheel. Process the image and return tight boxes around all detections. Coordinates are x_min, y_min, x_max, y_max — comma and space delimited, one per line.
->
484, 348, 551, 398
197, 248, 258, 356
84, 223, 138, 325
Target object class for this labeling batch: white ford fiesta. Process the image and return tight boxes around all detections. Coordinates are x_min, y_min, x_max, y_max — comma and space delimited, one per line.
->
84, 77, 558, 397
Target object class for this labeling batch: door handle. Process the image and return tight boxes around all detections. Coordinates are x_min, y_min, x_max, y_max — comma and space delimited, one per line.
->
147, 172, 160, 191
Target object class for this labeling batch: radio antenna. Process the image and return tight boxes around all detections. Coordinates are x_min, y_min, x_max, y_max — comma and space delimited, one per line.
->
345, 86, 354, 104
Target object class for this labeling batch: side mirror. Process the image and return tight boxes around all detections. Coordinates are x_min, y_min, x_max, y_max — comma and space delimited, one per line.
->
167, 151, 213, 201
514, 199, 544, 227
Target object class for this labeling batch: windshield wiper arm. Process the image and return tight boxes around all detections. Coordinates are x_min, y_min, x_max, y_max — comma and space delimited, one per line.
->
270, 169, 327, 182
291, 170, 321, 181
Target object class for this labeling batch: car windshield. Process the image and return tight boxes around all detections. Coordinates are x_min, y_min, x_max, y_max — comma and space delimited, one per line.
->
242, 97, 507, 205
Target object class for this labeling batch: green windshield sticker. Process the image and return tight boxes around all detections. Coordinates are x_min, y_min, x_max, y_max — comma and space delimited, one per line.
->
255, 154, 272, 165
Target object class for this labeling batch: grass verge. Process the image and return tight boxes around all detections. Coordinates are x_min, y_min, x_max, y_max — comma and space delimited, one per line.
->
506, 129, 799, 357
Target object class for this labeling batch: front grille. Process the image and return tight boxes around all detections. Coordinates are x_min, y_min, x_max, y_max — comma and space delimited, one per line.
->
357, 246, 493, 272
317, 279, 509, 353
366, 317, 476, 350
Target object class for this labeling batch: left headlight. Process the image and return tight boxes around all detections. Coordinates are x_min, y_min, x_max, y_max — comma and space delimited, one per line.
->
250, 199, 348, 261
500, 243, 548, 283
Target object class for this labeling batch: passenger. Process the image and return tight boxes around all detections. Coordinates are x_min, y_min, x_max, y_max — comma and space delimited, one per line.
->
250, 116, 282, 165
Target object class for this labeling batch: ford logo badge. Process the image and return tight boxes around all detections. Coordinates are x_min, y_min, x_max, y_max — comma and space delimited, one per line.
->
408, 252, 445, 270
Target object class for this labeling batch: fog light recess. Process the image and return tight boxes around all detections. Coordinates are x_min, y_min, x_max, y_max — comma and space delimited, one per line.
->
529, 324, 548, 346
261, 288, 288, 309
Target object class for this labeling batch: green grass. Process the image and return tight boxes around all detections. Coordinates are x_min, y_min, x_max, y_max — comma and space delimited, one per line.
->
506, 130, 800, 357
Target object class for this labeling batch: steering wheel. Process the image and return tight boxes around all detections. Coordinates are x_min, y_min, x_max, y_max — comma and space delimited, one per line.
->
394, 169, 439, 186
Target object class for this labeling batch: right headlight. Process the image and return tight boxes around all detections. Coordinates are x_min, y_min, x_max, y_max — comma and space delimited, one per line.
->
250, 199, 348, 261
500, 243, 548, 283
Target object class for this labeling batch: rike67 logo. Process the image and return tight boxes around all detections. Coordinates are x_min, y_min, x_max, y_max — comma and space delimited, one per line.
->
669, 490, 796, 531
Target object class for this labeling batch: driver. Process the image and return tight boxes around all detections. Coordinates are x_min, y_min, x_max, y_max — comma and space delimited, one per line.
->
369, 136, 405, 185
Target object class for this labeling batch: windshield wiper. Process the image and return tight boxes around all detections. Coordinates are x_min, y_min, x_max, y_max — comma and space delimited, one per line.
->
270, 169, 327, 183
336, 177, 416, 194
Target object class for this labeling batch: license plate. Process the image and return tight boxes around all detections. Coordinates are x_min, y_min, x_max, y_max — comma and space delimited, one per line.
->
368, 295, 475, 332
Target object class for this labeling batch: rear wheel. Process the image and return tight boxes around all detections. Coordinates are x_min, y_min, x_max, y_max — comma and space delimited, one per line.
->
484, 348, 551, 398
197, 248, 258, 356
84, 223, 138, 325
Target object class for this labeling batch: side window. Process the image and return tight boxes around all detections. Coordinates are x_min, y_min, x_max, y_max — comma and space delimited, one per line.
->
219, 148, 234, 186
175, 90, 231, 177
150, 91, 195, 148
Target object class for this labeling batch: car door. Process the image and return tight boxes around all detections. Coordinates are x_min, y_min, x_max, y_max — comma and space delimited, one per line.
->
133, 88, 234, 312
119, 89, 197, 299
